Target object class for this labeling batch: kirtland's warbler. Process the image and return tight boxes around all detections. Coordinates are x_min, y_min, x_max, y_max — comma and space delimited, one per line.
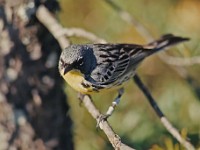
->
58, 34, 189, 95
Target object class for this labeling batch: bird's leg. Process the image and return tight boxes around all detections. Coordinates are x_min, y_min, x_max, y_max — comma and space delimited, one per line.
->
105, 88, 124, 118
97, 88, 124, 127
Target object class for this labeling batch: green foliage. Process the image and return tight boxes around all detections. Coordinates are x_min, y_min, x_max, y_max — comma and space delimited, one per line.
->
152, 129, 200, 150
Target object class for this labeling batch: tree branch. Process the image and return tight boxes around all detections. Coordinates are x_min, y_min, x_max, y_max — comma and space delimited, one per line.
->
133, 74, 195, 150
104, 0, 200, 67
36, 5, 70, 49
63, 28, 106, 43
159, 52, 200, 66
82, 95, 135, 150
105, 0, 153, 42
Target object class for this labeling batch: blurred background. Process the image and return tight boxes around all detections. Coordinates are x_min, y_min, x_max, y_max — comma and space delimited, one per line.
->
0, 0, 200, 150
59, 0, 200, 149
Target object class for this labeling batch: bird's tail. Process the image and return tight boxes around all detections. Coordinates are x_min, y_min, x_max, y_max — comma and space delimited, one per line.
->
144, 34, 189, 55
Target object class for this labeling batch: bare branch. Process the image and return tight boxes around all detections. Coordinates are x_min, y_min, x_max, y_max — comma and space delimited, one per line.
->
63, 28, 106, 43
36, 5, 70, 49
36, 6, 106, 48
159, 52, 200, 66
105, 0, 200, 67
133, 74, 195, 150
160, 117, 195, 150
82, 95, 135, 150
105, 0, 153, 42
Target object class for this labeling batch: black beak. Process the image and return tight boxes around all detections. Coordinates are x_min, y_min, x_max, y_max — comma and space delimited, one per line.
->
63, 64, 73, 75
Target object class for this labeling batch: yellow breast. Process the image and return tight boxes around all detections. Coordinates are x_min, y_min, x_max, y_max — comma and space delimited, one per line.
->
61, 70, 93, 94
61, 70, 125, 94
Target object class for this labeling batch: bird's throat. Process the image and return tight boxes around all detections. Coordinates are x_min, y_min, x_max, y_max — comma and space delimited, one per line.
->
62, 70, 91, 94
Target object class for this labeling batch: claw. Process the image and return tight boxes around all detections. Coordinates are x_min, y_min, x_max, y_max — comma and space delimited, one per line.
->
96, 114, 110, 128
77, 92, 85, 106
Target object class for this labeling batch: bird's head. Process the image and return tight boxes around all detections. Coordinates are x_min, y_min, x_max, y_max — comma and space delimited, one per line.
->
58, 44, 96, 77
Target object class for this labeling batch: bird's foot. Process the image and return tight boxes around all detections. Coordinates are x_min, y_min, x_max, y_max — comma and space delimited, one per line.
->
96, 114, 110, 128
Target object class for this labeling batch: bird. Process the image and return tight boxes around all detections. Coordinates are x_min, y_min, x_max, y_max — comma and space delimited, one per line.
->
58, 34, 189, 118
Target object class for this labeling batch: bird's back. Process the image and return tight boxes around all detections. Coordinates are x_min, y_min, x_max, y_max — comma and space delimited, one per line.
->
87, 34, 189, 90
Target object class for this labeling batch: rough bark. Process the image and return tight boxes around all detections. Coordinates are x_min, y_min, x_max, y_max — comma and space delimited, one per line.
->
0, 0, 73, 149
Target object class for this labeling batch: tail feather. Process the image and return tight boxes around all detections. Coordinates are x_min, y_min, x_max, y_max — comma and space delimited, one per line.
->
144, 34, 189, 55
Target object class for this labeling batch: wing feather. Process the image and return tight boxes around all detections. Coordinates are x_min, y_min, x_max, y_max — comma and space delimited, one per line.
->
89, 44, 150, 87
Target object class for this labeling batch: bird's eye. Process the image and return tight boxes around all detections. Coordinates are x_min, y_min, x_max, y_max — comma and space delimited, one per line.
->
78, 58, 84, 66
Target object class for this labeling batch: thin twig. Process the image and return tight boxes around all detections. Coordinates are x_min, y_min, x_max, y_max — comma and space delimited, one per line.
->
105, 0, 200, 67
36, 5, 135, 150
36, 6, 107, 48
63, 28, 106, 43
159, 52, 200, 66
133, 74, 195, 150
105, 0, 153, 42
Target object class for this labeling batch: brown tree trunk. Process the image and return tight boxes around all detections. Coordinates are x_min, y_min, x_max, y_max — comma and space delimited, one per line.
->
0, 0, 73, 149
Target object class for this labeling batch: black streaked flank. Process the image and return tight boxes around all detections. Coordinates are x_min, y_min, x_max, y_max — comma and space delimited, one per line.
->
81, 82, 91, 88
